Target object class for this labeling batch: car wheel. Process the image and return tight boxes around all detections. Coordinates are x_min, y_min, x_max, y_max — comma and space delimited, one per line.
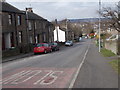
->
50, 49, 52, 52
44, 50, 47, 54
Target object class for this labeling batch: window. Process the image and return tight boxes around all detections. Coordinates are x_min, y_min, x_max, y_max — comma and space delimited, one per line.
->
49, 27, 50, 32
0, 14, 2, 26
43, 44, 48, 47
35, 21, 37, 29
10, 32, 14, 47
8, 14, 12, 25
28, 21, 32, 30
17, 15, 21, 25
36, 44, 43, 47
35, 35, 38, 44
43, 34, 46, 42
29, 36, 33, 43
4, 33, 11, 49
2, 33, 5, 50
54, 43, 57, 45
35, 34, 39, 44
18, 31, 22, 43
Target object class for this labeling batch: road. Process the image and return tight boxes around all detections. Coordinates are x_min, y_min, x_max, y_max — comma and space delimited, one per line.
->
1, 39, 118, 89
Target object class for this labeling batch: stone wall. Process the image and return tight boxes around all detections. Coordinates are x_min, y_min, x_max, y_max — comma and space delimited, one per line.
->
2, 48, 20, 58
105, 40, 118, 54
2, 44, 33, 59
118, 32, 120, 55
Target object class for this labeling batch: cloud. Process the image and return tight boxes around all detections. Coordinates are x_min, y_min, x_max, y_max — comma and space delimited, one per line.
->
6, 0, 120, 2
6, 1, 118, 21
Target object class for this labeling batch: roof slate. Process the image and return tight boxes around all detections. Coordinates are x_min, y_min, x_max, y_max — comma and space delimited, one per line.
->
26, 12, 46, 20
2, 2, 23, 13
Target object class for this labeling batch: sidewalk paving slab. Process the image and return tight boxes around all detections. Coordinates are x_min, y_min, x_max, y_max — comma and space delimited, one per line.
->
2, 52, 34, 63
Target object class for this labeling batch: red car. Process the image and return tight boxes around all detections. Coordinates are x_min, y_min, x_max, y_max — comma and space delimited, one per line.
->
34, 43, 52, 54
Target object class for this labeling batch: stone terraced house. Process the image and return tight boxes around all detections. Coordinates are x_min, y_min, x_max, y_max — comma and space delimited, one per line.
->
1, 1, 54, 58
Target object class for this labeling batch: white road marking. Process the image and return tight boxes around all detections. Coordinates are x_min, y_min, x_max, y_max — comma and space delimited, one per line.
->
1, 70, 26, 84
21, 70, 41, 83
2, 70, 64, 85
10, 70, 42, 84
10, 70, 38, 84
33, 70, 53, 85
68, 44, 90, 89
40, 71, 63, 85
3, 70, 32, 84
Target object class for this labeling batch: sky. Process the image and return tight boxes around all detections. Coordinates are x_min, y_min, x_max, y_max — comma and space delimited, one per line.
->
6, 0, 119, 21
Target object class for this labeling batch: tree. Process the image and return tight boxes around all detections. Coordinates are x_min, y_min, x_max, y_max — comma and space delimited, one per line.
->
58, 19, 83, 38
100, 5, 120, 32
100, 3, 120, 55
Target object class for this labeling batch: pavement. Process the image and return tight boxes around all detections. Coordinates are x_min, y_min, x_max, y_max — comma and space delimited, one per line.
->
73, 41, 118, 88
107, 56, 120, 60
2, 52, 34, 63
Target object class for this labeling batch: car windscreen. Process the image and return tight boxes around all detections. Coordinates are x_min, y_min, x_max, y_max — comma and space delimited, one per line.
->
53, 43, 57, 45
36, 44, 43, 47
49, 43, 53, 45
66, 41, 71, 43
43, 44, 49, 47
50, 43, 57, 45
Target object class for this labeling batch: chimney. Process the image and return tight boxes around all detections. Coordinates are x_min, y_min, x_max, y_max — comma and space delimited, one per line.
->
55, 19, 59, 27
26, 8, 33, 12
0, 0, 6, 2
55, 19, 58, 24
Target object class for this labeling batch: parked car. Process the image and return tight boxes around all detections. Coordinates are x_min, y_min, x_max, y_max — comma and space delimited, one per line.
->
74, 38, 79, 42
34, 43, 52, 54
49, 42, 59, 51
79, 37, 82, 41
65, 41, 73, 46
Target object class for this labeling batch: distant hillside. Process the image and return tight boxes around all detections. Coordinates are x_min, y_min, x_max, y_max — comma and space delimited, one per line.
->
68, 18, 109, 23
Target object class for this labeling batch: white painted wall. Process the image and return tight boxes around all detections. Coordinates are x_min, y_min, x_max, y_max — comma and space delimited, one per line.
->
54, 26, 65, 42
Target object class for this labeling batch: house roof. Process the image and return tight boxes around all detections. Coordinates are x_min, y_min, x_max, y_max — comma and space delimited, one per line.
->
2, 2, 23, 13
54, 26, 65, 32
26, 12, 47, 21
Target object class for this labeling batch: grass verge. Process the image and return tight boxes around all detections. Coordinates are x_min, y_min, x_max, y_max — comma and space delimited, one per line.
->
109, 59, 120, 75
100, 48, 119, 75
101, 48, 116, 57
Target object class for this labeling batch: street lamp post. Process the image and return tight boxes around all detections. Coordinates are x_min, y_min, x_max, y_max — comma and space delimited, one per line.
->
99, 0, 101, 52
25, 9, 30, 44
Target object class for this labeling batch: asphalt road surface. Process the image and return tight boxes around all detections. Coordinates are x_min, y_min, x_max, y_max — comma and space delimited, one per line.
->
1, 39, 118, 89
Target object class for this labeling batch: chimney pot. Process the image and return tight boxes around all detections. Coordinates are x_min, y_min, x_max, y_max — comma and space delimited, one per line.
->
26, 8, 33, 12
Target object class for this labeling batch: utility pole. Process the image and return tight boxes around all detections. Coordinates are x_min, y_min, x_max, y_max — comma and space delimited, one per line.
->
55, 19, 59, 42
99, 0, 101, 52
66, 19, 68, 41
25, 8, 31, 52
